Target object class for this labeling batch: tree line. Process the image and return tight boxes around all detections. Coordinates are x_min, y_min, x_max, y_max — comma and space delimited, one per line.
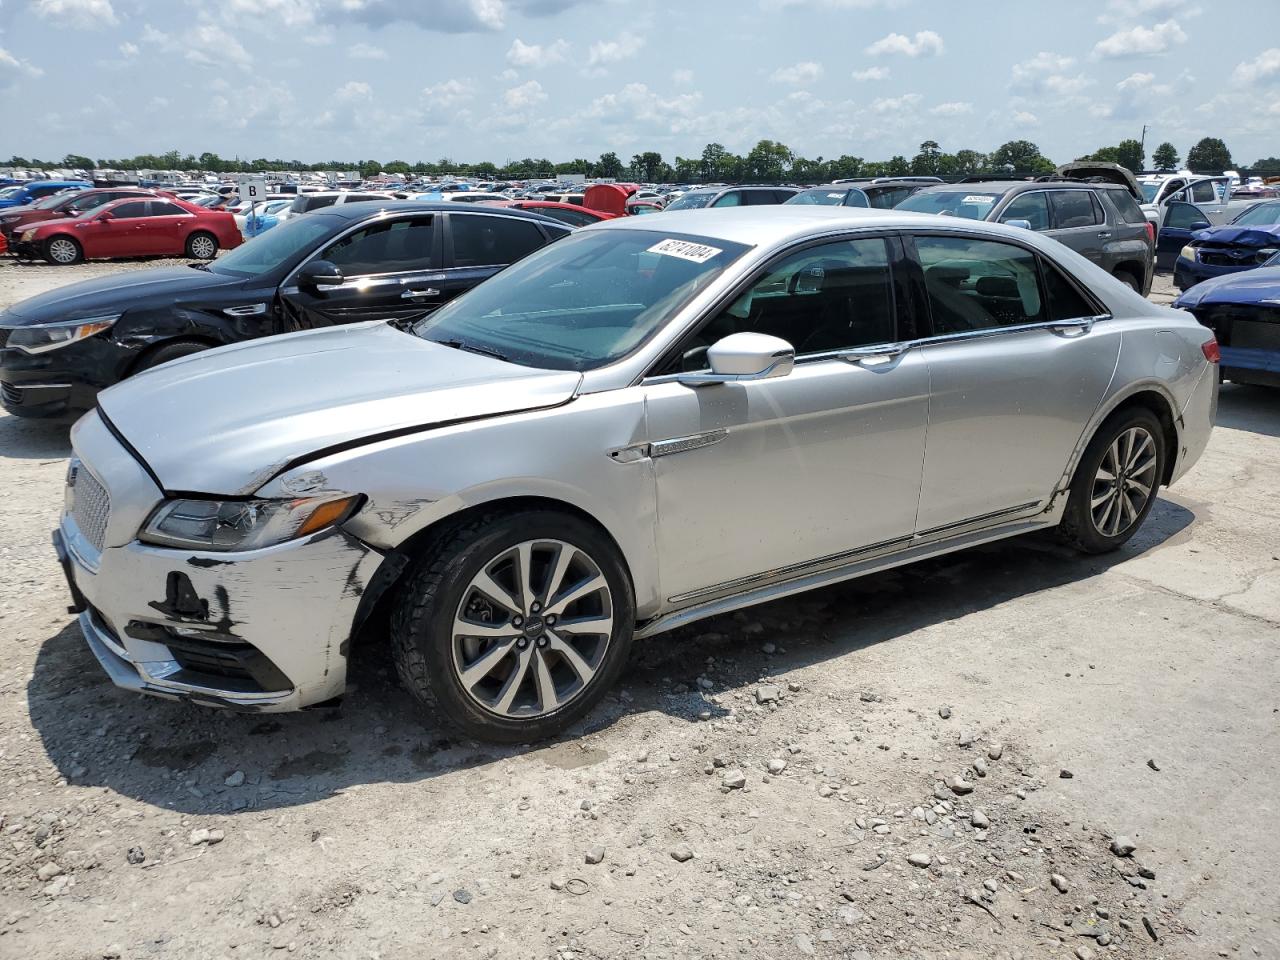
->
9, 136, 1276, 183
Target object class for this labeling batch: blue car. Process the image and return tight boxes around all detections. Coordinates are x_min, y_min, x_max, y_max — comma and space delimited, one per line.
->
242, 198, 294, 238
0, 180, 93, 209
1171, 200, 1280, 290
1175, 257, 1280, 388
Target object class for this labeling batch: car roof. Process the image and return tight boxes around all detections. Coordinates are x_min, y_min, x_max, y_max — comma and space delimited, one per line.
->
323, 199, 571, 227
587, 204, 1041, 246
914, 181, 1127, 195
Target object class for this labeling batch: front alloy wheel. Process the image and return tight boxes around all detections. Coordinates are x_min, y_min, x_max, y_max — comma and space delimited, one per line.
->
46, 237, 82, 265
452, 540, 613, 719
391, 510, 635, 743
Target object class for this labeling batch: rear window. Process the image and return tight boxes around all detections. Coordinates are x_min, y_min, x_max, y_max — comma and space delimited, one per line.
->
897, 190, 1005, 220
294, 195, 339, 213
1102, 188, 1147, 225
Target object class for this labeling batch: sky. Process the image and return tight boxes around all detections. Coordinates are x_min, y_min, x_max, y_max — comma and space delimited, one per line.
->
1, 0, 1278, 168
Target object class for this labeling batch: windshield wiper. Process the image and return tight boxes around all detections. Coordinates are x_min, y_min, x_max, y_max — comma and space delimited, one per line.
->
432, 338, 510, 362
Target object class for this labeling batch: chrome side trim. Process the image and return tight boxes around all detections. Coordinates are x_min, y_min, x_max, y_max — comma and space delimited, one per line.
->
650, 429, 728, 458
668, 500, 1043, 606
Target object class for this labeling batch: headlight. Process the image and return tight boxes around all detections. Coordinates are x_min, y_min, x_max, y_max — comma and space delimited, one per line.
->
6, 314, 119, 354
139, 494, 362, 552
1258, 247, 1278, 262
1179, 245, 1197, 263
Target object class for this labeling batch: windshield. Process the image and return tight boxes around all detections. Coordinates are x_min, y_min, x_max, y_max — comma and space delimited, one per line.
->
665, 191, 716, 210
209, 213, 340, 277
412, 229, 751, 371
786, 188, 858, 207
896, 190, 1004, 219
1230, 202, 1280, 226
1140, 182, 1160, 202
0, 186, 21, 199
37, 192, 76, 210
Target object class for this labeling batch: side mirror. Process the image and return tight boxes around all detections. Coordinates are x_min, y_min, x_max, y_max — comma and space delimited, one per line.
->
676, 332, 795, 387
1003, 218, 1033, 230
1189, 220, 1211, 231
297, 259, 344, 288
95, 211, 113, 221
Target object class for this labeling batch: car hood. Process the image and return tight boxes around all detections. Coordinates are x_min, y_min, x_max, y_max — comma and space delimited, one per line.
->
96, 321, 583, 496
1175, 266, 1280, 307
1056, 161, 1143, 200
1191, 224, 1280, 247
0, 266, 244, 324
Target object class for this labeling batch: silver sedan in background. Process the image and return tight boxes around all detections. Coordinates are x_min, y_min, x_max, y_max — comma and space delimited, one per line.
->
54, 207, 1218, 742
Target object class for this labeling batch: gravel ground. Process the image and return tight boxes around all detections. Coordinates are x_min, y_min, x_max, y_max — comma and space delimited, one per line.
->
1, 261, 1277, 960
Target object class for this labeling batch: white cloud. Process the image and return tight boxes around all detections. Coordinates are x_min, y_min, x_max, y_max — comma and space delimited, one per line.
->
851, 66, 889, 81
672, 68, 694, 85
1009, 52, 1091, 98
1010, 51, 1075, 85
930, 100, 973, 116
119, 41, 139, 57
422, 78, 475, 107
866, 30, 943, 58
335, 80, 373, 102
871, 92, 922, 113
1093, 20, 1187, 58
503, 79, 547, 109
506, 38, 569, 67
1232, 48, 1280, 86
141, 22, 252, 70
1012, 110, 1040, 126
586, 34, 645, 67
0, 47, 44, 87
31, 0, 117, 29
1097, 0, 1195, 23
770, 61, 823, 85
348, 43, 388, 60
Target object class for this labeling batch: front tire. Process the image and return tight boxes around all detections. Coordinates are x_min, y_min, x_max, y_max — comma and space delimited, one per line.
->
1058, 407, 1165, 554
44, 236, 83, 265
391, 511, 635, 743
134, 339, 211, 373
185, 231, 218, 260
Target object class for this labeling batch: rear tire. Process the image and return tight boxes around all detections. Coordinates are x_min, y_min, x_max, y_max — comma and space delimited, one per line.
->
391, 510, 635, 744
44, 236, 83, 265
1057, 407, 1165, 554
134, 339, 211, 374
185, 232, 218, 260
1113, 269, 1141, 293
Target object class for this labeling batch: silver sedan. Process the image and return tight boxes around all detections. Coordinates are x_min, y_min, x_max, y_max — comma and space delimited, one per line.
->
55, 207, 1218, 742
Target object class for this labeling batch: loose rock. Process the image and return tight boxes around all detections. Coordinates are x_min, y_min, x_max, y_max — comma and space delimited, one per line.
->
755, 685, 780, 704
907, 852, 932, 868
948, 775, 975, 796
767, 758, 787, 775
1110, 836, 1137, 857
452, 888, 471, 905
1050, 873, 1069, 893
722, 770, 746, 790
987, 742, 1004, 760
938, 706, 952, 719
584, 845, 605, 865
971, 809, 990, 830
126, 846, 145, 865
670, 845, 694, 863
224, 770, 246, 788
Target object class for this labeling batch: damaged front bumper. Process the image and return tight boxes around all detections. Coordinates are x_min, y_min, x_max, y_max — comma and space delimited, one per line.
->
60, 411, 383, 712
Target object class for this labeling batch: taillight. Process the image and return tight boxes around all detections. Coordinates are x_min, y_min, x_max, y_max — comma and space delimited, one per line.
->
1201, 338, 1220, 364
1145, 221, 1156, 246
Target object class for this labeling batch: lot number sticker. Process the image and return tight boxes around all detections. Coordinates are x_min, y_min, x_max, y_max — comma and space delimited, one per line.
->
647, 238, 723, 263
963, 195, 996, 204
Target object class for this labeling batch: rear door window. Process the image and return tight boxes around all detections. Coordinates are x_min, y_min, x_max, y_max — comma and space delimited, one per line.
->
110, 201, 149, 219
999, 192, 1050, 230
1049, 191, 1102, 229
711, 191, 743, 208
914, 235, 1044, 334
149, 201, 189, 216
1190, 181, 1217, 204
1041, 262, 1097, 321
450, 214, 545, 267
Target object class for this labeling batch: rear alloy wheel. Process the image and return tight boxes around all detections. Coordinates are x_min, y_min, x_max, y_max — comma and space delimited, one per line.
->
391, 511, 635, 743
1058, 407, 1165, 554
185, 232, 218, 260
44, 236, 83, 265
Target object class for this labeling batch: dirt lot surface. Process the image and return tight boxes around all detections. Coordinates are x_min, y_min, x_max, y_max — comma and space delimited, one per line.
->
1, 261, 1277, 960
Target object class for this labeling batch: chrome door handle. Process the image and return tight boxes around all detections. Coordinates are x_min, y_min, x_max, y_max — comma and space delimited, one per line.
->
1047, 316, 1101, 334
401, 288, 440, 299
1097, 231, 1112, 239
841, 342, 909, 364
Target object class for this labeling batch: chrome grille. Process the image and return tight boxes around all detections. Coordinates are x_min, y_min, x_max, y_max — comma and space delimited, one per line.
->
72, 465, 111, 552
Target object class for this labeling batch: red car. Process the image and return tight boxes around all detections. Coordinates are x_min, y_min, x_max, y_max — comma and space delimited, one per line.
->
13, 196, 242, 265
479, 199, 617, 228
0, 186, 165, 246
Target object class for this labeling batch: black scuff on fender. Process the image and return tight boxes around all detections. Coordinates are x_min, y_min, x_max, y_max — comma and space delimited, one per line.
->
188, 556, 233, 569
148, 571, 209, 621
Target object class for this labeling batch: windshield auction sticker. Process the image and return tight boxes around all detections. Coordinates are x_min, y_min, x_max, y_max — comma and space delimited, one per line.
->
648, 238, 723, 263
962, 195, 997, 204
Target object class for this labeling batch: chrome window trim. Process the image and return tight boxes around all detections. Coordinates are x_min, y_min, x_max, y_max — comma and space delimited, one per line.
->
283, 210, 440, 287
902, 314, 1112, 349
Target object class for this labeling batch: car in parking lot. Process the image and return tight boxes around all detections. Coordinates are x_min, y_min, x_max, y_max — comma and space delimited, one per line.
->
0, 202, 569, 417
51, 206, 1217, 742
785, 179, 929, 209
0, 187, 165, 246
898, 179, 1155, 294
665, 185, 799, 210
9, 196, 242, 265
1168, 200, 1280, 288
0, 179, 93, 209
479, 199, 617, 227
1175, 258, 1280, 388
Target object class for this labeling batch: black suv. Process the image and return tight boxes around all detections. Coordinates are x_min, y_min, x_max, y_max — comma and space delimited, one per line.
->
898, 176, 1154, 294
0, 202, 570, 418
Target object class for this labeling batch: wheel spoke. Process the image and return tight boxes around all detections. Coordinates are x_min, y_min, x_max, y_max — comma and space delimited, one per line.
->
1126, 432, 1153, 472
492, 646, 534, 714
1091, 486, 1114, 509
459, 637, 519, 689
471, 568, 522, 616
515, 542, 538, 612
546, 629, 597, 686
554, 612, 614, 637
1098, 494, 1118, 535
1130, 452, 1157, 479
533, 652, 560, 712
1125, 476, 1152, 499
1119, 490, 1138, 527
453, 618, 518, 639
542, 544, 578, 606
546, 574, 606, 617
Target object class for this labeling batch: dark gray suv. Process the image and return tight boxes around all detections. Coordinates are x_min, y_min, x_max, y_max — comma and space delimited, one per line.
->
898, 180, 1155, 294
666, 186, 799, 210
